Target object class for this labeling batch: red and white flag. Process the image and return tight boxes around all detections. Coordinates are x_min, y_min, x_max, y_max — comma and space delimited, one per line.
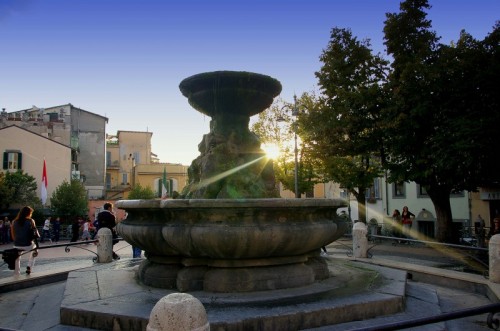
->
41, 159, 48, 205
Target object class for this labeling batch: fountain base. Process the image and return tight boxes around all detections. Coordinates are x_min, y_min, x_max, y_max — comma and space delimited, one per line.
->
60, 258, 407, 330
138, 253, 329, 292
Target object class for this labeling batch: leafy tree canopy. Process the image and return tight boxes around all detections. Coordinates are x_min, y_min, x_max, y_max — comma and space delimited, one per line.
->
297, 0, 499, 239
0, 172, 14, 209
50, 179, 88, 218
1, 170, 40, 209
252, 95, 324, 196
383, 0, 500, 241
297, 27, 389, 222
127, 184, 156, 200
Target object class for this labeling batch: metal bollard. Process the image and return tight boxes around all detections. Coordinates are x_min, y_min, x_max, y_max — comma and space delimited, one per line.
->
353, 222, 368, 258
147, 293, 209, 331
489, 234, 500, 283
97, 228, 113, 263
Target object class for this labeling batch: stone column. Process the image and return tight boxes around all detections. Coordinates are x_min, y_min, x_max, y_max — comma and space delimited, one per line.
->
97, 228, 113, 263
489, 234, 500, 283
147, 293, 209, 331
353, 222, 368, 258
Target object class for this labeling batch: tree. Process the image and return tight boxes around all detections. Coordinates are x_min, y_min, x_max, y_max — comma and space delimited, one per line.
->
3, 170, 40, 208
0, 172, 14, 209
252, 96, 323, 197
127, 183, 156, 199
300, 27, 389, 223
50, 179, 88, 218
383, 0, 500, 242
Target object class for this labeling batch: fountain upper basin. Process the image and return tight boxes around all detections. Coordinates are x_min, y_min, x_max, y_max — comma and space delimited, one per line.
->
179, 71, 282, 117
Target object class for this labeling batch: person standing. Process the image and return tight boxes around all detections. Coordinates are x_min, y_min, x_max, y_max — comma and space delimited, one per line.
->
81, 219, 93, 242
401, 206, 415, 243
52, 217, 61, 243
41, 217, 52, 243
392, 209, 402, 244
4, 217, 11, 243
0, 219, 4, 244
11, 206, 39, 275
476, 215, 486, 248
97, 202, 120, 260
490, 217, 500, 238
70, 218, 80, 242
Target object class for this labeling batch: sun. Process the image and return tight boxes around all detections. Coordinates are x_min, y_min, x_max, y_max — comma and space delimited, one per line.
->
262, 143, 280, 159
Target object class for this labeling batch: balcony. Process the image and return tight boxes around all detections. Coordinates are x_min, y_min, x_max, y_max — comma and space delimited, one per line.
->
106, 160, 120, 169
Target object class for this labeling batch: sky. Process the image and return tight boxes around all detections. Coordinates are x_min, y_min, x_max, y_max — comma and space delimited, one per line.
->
1, 0, 498, 165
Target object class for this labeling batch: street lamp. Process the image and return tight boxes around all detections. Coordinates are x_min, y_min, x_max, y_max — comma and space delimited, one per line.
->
292, 95, 300, 198
277, 95, 300, 198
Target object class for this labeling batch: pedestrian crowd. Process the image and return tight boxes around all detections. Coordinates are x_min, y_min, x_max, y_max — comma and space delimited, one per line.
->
389, 206, 500, 247
390, 206, 415, 244
1, 202, 133, 276
0, 216, 12, 244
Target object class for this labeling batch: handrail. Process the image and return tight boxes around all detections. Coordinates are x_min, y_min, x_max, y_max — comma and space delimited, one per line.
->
350, 302, 500, 330
38, 239, 98, 249
368, 234, 489, 271
368, 234, 489, 252
0, 238, 125, 264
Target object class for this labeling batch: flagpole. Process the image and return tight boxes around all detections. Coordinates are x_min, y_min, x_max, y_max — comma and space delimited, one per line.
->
41, 158, 48, 206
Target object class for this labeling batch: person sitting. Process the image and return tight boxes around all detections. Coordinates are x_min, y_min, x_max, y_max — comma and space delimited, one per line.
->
11, 206, 39, 275
96, 202, 120, 260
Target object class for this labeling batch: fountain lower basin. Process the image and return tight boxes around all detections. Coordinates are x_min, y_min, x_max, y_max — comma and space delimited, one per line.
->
116, 198, 348, 292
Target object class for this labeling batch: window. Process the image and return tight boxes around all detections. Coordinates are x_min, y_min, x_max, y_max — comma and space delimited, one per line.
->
106, 151, 111, 167
450, 189, 465, 197
417, 184, 428, 198
122, 173, 128, 185
3, 151, 22, 170
156, 177, 176, 198
365, 179, 381, 200
133, 152, 140, 164
393, 182, 406, 198
156, 178, 161, 197
106, 173, 111, 189
340, 189, 349, 200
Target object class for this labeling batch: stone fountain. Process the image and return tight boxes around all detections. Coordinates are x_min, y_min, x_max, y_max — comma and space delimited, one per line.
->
59, 72, 408, 330
116, 71, 349, 292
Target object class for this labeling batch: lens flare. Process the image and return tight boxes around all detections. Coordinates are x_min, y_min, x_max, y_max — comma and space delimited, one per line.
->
262, 143, 280, 159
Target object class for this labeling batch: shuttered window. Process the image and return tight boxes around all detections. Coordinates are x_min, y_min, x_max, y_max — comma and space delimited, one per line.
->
3, 151, 22, 170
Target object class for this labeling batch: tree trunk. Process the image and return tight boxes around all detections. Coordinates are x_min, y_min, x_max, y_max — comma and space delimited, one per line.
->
427, 185, 455, 243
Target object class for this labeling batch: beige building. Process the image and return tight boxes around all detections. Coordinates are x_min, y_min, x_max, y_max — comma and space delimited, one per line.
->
1, 104, 108, 199
0, 125, 72, 206
105, 130, 188, 200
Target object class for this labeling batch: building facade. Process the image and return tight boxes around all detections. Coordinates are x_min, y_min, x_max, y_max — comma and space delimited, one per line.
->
281, 177, 471, 239
0, 125, 72, 206
1, 104, 108, 199
105, 131, 188, 200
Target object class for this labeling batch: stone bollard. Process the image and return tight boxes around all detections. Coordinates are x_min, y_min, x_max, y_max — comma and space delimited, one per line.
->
353, 222, 368, 258
147, 293, 209, 331
489, 234, 500, 283
97, 227, 113, 263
